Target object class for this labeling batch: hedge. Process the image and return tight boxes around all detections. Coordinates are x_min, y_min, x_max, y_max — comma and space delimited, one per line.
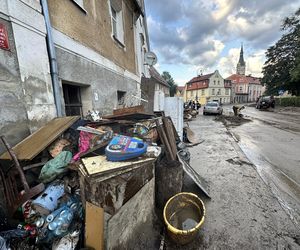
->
275, 96, 300, 107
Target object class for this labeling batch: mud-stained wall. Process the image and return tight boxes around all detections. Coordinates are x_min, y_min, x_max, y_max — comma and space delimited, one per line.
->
0, 0, 56, 154
48, 0, 137, 74
56, 47, 139, 115
0, 18, 30, 153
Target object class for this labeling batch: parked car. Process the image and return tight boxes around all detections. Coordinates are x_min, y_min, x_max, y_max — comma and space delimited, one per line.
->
203, 101, 223, 115
256, 96, 275, 109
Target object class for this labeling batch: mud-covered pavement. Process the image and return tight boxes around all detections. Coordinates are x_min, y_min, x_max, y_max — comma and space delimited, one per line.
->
165, 108, 300, 249
225, 106, 300, 228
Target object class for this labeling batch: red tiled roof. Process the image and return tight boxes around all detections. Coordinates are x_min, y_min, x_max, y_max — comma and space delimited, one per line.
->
226, 74, 261, 85
177, 86, 185, 92
187, 73, 214, 84
186, 73, 213, 90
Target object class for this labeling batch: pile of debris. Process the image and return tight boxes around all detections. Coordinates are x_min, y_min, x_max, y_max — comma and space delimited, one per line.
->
215, 114, 252, 127
0, 106, 209, 249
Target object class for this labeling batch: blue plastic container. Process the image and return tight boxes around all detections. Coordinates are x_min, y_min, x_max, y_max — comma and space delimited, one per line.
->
105, 135, 147, 161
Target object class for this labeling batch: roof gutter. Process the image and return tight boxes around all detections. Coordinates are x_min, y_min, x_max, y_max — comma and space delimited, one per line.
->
41, 0, 63, 117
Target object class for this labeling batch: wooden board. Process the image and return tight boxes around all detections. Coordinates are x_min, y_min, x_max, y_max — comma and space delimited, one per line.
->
102, 112, 153, 120
85, 201, 104, 250
113, 105, 144, 115
0, 116, 80, 160
80, 155, 154, 178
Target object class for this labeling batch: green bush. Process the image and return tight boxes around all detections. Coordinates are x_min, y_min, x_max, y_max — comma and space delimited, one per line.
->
275, 96, 300, 107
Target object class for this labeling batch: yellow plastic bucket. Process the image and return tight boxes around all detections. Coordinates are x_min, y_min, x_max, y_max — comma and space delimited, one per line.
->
163, 192, 205, 245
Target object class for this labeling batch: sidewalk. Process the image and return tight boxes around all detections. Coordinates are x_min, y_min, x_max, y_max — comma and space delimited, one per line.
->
166, 115, 300, 249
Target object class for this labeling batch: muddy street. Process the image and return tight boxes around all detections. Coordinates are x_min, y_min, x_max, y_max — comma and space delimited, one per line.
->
226, 106, 300, 228
165, 109, 300, 249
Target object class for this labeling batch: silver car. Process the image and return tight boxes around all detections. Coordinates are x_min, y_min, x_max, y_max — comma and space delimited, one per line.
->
203, 101, 223, 115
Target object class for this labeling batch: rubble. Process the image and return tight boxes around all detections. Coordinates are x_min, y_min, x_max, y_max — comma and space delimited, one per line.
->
0, 105, 206, 249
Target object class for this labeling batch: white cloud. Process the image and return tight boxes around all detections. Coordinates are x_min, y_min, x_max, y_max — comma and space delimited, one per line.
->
145, 0, 300, 81
217, 48, 240, 78
174, 77, 190, 86
246, 51, 265, 77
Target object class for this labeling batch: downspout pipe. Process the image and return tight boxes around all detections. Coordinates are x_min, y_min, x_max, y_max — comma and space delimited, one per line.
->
41, 0, 63, 117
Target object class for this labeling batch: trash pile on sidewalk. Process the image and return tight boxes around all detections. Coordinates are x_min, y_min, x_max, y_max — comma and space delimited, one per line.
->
0, 104, 209, 249
0, 106, 208, 249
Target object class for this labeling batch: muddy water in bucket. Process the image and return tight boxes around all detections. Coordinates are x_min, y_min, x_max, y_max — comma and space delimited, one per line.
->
164, 192, 205, 245
169, 205, 201, 230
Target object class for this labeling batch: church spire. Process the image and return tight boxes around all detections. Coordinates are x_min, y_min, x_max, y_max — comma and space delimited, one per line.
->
236, 43, 246, 75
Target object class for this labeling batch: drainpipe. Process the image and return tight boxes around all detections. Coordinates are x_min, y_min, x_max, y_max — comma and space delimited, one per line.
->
41, 0, 63, 117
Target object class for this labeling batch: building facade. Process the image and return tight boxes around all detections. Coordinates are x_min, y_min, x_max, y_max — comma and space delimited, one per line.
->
227, 44, 264, 103
227, 74, 263, 103
0, 0, 150, 152
185, 70, 231, 105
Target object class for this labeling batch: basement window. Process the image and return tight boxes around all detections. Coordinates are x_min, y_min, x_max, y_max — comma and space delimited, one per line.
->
63, 84, 83, 116
117, 90, 126, 106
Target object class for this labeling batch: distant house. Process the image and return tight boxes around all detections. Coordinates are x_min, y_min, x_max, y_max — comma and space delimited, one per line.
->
185, 70, 231, 105
175, 86, 185, 98
141, 66, 170, 113
226, 74, 263, 103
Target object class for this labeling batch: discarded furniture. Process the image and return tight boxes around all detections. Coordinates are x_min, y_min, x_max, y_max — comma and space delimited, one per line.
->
79, 155, 156, 249
0, 136, 45, 215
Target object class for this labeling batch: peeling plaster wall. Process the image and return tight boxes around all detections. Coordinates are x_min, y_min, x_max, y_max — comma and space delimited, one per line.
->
56, 47, 139, 115
0, 0, 56, 153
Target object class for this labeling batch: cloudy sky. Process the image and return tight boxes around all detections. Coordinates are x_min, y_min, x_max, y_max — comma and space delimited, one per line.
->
145, 0, 300, 86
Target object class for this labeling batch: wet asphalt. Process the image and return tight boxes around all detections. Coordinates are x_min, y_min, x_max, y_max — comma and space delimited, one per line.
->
165, 107, 300, 249
227, 106, 300, 227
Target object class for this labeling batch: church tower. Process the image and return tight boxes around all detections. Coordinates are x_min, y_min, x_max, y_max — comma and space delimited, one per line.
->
236, 44, 246, 75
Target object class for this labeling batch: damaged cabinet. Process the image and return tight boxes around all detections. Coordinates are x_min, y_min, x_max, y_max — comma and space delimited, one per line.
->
79, 156, 155, 249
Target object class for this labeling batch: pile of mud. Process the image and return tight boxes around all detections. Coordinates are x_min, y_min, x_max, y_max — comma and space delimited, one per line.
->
215, 115, 252, 127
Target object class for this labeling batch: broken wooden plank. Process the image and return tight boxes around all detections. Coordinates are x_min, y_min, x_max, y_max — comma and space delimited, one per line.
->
113, 105, 144, 115
0, 116, 80, 160
162, 117, 177, 159
155, 119, 175, 161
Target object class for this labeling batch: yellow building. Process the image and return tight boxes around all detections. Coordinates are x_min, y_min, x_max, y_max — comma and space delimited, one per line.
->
185, 70, 231, 105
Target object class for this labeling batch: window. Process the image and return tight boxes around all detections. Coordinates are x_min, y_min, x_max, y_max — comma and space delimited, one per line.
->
202, 89, 205, 96
63, 84, 83, 116
218, 80, 220, 85
110, 0, 124, 45
117, 90, 126, 105
217, 89, 221, 95
239, 86, 243, 92
212, 89, 215, 95
225, 89, 229, 95
213, 80, 216, 85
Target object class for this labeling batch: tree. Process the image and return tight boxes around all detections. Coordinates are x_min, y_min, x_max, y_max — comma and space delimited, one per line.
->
161, 71, 178, 97
262, 8, 300, 96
